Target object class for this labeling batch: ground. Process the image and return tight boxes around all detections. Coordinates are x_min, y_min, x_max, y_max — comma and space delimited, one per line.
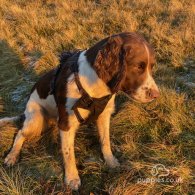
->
0, 0, 195, 195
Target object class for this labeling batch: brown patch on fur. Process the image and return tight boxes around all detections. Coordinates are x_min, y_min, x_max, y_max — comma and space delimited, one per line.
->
85, 35, 125, 92
86, 32, 156, 96
54, 66, 72, 130
54, 52, 80, 131
31, 70, 55, 99
31, 52, 75, 99
30, 53, 74, 131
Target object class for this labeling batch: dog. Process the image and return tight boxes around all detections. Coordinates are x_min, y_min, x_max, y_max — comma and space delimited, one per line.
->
0, 32, 159, 190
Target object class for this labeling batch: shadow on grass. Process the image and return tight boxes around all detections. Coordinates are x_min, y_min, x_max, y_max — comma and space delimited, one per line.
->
0, 39, 41, 151
0, 40, 39, 116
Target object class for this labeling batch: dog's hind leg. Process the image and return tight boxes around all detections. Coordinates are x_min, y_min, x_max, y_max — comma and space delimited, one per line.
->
4, 101, 46, 166
4, 129, 25, 166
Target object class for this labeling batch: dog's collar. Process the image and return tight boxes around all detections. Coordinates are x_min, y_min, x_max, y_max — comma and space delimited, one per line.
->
50, 51, 112, 124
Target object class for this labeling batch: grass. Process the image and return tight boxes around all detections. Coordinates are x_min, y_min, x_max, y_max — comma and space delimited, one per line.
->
0, 0, 195, 194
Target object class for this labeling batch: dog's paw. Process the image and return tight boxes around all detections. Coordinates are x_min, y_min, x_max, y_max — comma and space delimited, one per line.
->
69, 178, 81, 191
65, 176, 81, 191
106, 156, 120, 168
4, 153, 18, 166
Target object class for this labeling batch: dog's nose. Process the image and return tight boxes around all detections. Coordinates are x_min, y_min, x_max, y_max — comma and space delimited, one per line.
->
149, 89, 160, 99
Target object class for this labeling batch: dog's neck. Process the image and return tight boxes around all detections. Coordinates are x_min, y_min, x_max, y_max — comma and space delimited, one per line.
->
78, 51, 111, 98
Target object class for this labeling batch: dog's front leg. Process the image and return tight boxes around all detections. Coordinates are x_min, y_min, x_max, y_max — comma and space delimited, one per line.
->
96, 111, 120, 168
60, 123, 80, 191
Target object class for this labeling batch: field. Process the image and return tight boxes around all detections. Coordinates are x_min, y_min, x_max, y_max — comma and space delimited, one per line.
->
0, 0, 195, 194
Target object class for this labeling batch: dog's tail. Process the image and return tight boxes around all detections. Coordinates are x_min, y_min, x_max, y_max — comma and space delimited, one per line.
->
0, 114, 24, 127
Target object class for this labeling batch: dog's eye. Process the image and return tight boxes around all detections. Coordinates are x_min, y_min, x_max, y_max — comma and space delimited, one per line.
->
137, 62, 146, 70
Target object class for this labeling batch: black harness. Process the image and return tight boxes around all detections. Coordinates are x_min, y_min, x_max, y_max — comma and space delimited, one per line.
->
50, 51, 112, 124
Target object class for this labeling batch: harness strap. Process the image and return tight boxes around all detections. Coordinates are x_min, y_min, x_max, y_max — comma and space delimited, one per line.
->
74, 72, 89, 95
72, 106, 85, 123
72, 93, 112, 124
69, 54, 113, 124
50, 50, 113, 124
49, 51, 75, 95
49, 65, 61, 95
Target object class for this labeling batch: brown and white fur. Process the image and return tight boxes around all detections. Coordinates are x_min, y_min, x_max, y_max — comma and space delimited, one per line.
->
0, 32, 159, 190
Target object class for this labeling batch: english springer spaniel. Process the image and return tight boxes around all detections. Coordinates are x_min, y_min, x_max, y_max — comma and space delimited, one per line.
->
0, 32, 159, 190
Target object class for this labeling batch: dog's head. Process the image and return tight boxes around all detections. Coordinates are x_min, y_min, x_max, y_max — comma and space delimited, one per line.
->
86, 32, 160, 103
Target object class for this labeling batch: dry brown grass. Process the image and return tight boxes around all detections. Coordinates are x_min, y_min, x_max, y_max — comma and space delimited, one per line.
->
0, 0, 195, 194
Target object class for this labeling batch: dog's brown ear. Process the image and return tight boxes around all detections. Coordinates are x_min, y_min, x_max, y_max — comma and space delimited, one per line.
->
93, 35, 126, 92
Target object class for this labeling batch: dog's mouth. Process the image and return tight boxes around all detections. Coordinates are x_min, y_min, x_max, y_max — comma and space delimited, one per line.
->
130, 95, 155, 103
125, 90, 156, 103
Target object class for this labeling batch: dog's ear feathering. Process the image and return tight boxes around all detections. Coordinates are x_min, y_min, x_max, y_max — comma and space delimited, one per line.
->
93, 35, 126, 92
